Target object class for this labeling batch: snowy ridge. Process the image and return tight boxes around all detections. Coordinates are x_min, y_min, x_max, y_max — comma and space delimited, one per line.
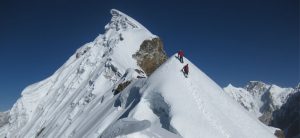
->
224, 82, 295, 121
4, 9, 155, 138
108, 9, 150, 32
2, 9, 276, 138
123, 55, 275, 138
268, 85, 294, 108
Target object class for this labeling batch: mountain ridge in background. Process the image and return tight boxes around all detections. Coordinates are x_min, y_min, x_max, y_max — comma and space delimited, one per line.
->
224, 81, 300, 138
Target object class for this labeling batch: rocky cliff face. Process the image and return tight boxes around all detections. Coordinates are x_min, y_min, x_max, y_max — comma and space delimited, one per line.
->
132, 38, 167, 76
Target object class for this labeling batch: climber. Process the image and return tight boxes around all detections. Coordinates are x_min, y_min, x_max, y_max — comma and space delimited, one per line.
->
177, 50, 184, 63
182, 64, 189, 77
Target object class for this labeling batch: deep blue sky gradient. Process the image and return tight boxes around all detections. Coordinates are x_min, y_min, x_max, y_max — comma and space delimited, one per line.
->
0, 0, 299, 111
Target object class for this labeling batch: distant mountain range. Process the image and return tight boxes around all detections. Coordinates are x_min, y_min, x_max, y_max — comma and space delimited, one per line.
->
224, 81, 300, 138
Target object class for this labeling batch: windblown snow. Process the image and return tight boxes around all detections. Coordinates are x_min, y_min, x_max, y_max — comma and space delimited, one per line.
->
0, 9, 276, 138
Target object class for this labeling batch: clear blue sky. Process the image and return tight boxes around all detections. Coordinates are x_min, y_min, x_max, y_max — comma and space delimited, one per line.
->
0, 0, 299, 111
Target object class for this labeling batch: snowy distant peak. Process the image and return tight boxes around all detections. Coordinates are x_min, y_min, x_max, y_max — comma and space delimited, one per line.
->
225, 84, 245, 92
247, 81, 268, 87
226, 83, 234, 88
224, 84, 259, 115
224, 81, 296, 125
245, 81, 294, 95
268, 84, 294, 96
225, 83, 242, 91
296, 83, 300, 91
245, 81, 270, 93
105, 9, 149, 32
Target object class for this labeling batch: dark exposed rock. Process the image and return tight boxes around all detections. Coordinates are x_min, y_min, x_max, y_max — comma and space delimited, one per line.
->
259, 88, 276, 125
133, 38, 167, 76
114, 81, 132, 95
271, 90, 300, 138
76, 47, 91, 59
274, 129, 285, 138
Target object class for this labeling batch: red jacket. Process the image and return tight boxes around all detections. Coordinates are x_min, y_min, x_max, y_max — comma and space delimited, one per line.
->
178, 50, 184, 57
184, 64, 189, 73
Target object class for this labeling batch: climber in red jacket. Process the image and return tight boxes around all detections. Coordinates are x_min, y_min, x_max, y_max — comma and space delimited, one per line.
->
183, 64, 189, 77
177, 50, 184, 63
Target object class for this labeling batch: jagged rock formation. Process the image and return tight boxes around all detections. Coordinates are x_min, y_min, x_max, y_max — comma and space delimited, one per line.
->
271, 85, 300, 138
274, 129, 285, 138
133, 38, 167, 76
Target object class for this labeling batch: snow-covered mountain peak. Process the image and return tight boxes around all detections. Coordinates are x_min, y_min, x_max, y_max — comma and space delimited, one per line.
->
268, 85, 294, 108
3, 9, 163, 138
105, 9, 150, 32
245, 81, 269, 89
1, 9, 276, 138
245, 81, 270, 97
296, 83, 300, 91
224, 84, 261, 116
226, 83, 234, 88
224, 81, 296, 125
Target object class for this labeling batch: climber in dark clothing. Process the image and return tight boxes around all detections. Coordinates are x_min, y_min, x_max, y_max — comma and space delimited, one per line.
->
183, 64, 189, 77
177, 50, 184, 63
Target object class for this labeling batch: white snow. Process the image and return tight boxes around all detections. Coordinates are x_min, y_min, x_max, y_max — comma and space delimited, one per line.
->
126, 55, 275, 138
1, 9, 276, 138
224, 83, 295, 118
3, 9, 156, 138
268, 85, 294, 108
224, 84, 262, 117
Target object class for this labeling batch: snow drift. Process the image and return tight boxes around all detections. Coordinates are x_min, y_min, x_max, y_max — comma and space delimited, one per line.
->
0, 9, 276, 138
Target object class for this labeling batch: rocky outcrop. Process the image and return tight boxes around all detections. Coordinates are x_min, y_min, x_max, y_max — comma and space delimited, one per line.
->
133, 38, 167, 76
114, 81, 132, 95
274, 129, 285, 138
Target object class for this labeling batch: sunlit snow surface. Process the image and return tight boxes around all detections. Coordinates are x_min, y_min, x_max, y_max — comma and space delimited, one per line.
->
1, 9, 275, 138
224, 83, 295, 118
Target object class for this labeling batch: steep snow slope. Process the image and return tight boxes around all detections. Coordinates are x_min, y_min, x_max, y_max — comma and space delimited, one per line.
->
0, 111, 9, 138
0, 111, 9, 128
1, 9, 276, 138
118, 55, 276, 138
3, 9, 156, 138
